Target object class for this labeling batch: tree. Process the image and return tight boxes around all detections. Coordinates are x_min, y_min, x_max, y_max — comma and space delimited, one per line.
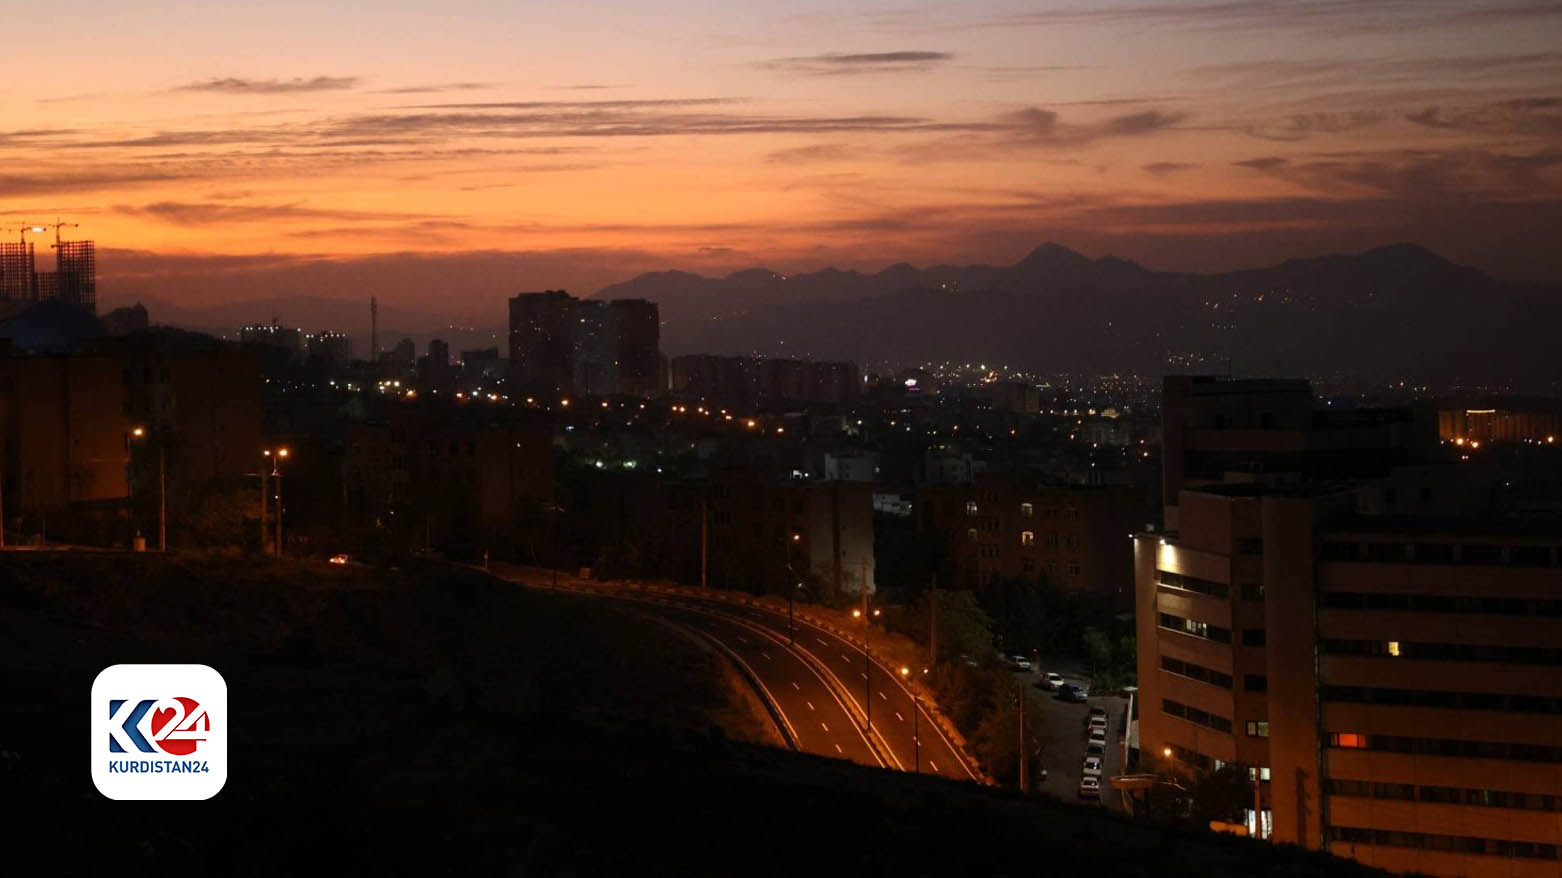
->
926, 588, 994, 665
970, 682, 1046, 791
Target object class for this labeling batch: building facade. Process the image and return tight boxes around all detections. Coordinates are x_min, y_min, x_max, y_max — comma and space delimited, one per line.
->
508, 291, 661, 398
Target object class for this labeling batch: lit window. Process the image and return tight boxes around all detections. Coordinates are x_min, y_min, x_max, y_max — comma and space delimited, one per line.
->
967, 528, 978, 541
1021, 531, 1036, 546
1020, 502, 1034, 518
1332, 732, 1367, 749
1387, 641, 1401, 657
965, 501, 979, 516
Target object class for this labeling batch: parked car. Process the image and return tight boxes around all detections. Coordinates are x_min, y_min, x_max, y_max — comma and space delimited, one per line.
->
1007, 655, 1033, 671
1088, 715, 1109, 732
1078, 776, 1101, 799
1058, 683, 1090, 703
1088, 727, 1108, 747
1088, 706, 1108, 719
1083, 755, 1104, 777
1086, 741, 1106, 757
1041, 672, 1065, 691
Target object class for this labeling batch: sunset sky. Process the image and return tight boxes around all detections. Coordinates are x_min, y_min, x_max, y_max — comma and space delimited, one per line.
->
5, 0, 1562, 319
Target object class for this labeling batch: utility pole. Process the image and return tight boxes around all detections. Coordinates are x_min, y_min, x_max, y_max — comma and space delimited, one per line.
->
929, 573, 938, 664
700, 496, 708, 591
1018, 683, 1028, 793
157, 444, 166, 552
274, 467, 283, 558
1, 438, 7, 549
259, 465, 268, 554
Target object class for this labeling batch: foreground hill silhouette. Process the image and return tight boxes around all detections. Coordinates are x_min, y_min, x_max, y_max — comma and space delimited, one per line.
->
3, 553, 1384, 875
601, 242, 1561, 391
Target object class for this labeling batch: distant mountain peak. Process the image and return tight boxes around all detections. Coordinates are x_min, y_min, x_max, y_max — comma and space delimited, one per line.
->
1016, 242, 1090, 269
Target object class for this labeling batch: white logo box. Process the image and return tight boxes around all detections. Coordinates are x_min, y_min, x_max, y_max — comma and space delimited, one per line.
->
91, 664, 228, 801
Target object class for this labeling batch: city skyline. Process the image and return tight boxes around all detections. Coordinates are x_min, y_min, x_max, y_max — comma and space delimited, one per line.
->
5, 0, 1562, 315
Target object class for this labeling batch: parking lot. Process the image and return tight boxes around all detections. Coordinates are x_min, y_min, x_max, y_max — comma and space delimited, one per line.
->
1012, 664, 1129, 811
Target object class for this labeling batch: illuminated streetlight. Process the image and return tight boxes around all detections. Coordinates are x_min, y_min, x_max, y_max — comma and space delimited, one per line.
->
129, 427, 165, 552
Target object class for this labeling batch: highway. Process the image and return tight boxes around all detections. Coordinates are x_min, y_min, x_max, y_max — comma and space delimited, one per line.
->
496, 566, 979, 782
626, 596, 883, 767
646, 591, 979, 783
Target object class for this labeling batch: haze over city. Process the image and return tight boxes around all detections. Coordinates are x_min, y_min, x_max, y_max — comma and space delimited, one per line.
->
6, 0, 1562, 320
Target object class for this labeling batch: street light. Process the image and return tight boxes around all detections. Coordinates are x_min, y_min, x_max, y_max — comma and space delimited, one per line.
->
130, 426, 165, 551
900, 665, 928, 774
262, 447, 289, 557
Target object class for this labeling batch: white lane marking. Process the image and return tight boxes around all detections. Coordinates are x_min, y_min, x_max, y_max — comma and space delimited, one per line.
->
735, 634, 748, 644
840, 653, 851, 663
791, 681, 801, 691
860, 672, 868, 680
821, 722, 829, 732
879, 691, 887, 700
816, 637, 830, 646
835, 744, 844, 754
895, 712, 904, 722
929, 760, 939, 773
807, 701, 816, 711
760, 651, 772, 661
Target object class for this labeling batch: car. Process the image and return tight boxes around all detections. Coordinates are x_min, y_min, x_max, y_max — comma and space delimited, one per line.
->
1085, 741, 1106, 757
1041, 672, 1065, 691
1078, 776, 1101, 799
1088, 727, 1108, 747
1083, 755, 1104, 777
1009, 655, 1032, 671
329, 553, 351, 565
1088, 705, 1108, 719
1088, 715, 1109, 732
1058, 683, 1090, 703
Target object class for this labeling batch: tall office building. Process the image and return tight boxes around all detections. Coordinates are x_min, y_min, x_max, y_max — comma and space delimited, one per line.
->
508, 290, 576, 396
507, 290, 660, 398
0, 231, 97, 314
1136, 376, 1562, 878
611, 298, 661, 397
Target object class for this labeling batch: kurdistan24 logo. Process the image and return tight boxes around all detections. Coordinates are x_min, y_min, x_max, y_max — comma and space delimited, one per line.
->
107, 696, 210, 757
93, 664, 228, 800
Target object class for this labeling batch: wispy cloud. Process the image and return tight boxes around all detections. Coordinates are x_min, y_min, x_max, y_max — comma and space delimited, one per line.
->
373, 82, 492, 95
765, 144, 854, 164
175, 76, 359, 94
113, 201, 425, 225
759, 51, 953, 76
1407, 96, 1562, 136
1143, 161, 1200, 174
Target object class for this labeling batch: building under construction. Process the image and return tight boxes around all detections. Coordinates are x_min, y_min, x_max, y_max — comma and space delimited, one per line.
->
0, 224, 97, 314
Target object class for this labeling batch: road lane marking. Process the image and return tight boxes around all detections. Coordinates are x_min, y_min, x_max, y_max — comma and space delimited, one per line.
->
860, 672, 868, 680
791, 681, 801, 691
821, 722, 829, 732
835, 744, 843, 754
760, 651, 772, 661
816, 637, 830, 646
840, 653, 851, 663
736, 634, 748, 644
879, 691, 887, 700
929, 760, 939, 772
895, 712, 904, 722
807, 701, 815, 711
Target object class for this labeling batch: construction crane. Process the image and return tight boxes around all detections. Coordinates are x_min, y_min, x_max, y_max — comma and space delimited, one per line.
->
5, 223, 47, 244
45, 220, 79, 245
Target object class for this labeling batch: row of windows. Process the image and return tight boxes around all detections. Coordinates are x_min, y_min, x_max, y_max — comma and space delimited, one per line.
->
1331, 732, 1562, 763
1325, 685, 1562, 716
1160, 656, 1232, 689
1156, 570, 1228, 599
1019, 531, 1080, 548
1329, 826, 1557, 861
1319, 591, 1562, 617
1321, 540, 1560, 567
1158, 612, 1231, 644
1324, 638, 1562, 666
966, 501, 1079, 519
1246, 720, 1269, 737
1162, 698, 1233, 733
1020, 559, 1082, 578
1328, 779, 1561, 812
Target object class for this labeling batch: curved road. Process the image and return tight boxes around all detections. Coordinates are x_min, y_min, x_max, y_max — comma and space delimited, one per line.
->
647, 591, 978, 783
499, 567, 978, 783
629, 597, 883, 767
